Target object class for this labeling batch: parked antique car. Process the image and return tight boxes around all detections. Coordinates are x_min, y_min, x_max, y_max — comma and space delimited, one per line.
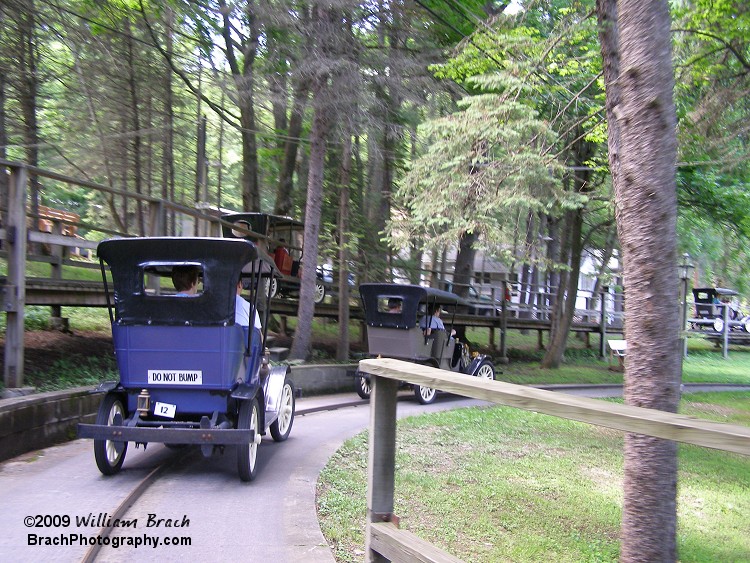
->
691, 286, 750, 333
439, 279, 510, 316
78, 237, 295, 481
221, 212, 329, 303
355, 283, 496, 404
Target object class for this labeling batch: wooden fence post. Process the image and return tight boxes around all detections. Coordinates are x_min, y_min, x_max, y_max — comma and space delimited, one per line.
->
4, 164, 28, 389
498, 280, 508, 364
366, 374, 399, 563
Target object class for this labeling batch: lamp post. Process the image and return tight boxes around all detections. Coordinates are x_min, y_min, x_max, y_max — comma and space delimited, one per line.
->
679, 253, 694, 358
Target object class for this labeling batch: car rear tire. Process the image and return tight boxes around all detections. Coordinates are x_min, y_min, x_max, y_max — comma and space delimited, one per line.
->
314, 282, 326, 304
414, 385, 437, 405
237, 398, 261, 482
93, 394, 128, 476
268, 278, 278, 299
270, 379, 295, 442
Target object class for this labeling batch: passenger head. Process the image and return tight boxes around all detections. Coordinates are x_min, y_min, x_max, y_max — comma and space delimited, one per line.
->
172, 266, 200, 293
387, 298, 402, 312
237, 274, 246, 294
427, 303, 441, 316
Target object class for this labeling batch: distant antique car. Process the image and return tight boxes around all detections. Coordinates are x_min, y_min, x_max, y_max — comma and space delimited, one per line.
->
691, 287, 750, 333
78, 237, 295, 482
355, 283, 496, 404
439, 280, 509, 316
221, 212, 329, 303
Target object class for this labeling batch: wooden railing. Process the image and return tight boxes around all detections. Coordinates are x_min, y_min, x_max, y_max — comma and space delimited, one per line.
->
358, 358, 750, 563
0, 160, 246, 388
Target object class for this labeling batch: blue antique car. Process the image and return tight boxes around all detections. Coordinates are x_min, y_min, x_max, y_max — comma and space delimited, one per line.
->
355, 283, 496, 404
78, 237, 295, 481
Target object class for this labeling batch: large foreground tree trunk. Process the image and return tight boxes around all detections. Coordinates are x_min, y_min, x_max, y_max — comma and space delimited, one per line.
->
597, 0, 681, 560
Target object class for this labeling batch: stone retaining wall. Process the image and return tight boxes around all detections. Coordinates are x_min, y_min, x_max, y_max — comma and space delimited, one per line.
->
0, 363, 357, 463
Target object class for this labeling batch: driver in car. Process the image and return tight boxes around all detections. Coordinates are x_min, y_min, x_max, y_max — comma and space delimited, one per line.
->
420, 303, 456, 337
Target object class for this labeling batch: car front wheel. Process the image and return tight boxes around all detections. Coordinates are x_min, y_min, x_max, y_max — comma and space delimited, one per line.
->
474, 360, 495, 381
270, 379, 295, 442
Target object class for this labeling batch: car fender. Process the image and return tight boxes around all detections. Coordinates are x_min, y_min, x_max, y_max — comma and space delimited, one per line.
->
94, 381, 122, 394
264, 366, 290, 409
467, 355, 493, 376
231, 382, 262, 401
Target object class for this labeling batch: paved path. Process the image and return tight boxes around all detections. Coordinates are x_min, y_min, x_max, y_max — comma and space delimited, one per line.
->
1, 385, 748, 562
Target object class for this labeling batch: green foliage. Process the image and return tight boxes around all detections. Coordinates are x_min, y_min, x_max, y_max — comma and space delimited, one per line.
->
318, 392, 750, 561
671, 0, 750, 290
26, 356, 117, 392
388, 73, 577, 260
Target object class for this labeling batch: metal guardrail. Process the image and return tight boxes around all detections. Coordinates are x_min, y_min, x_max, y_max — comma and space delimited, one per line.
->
358, 358, 750, 562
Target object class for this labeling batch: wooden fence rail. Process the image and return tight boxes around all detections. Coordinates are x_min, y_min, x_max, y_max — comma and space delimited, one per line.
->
0, 160, 279, 388
358, 358, 750, 563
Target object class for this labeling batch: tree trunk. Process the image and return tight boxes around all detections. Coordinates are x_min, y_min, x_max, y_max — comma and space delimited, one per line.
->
219, 0, 260, 212
453, 230, 478, 341
336, 134, 352, 361
124, 21, 145, 235
541, 208, 584, 367
274, 78, 309, 215
542, 126, 595, 365
519, 211, 537, 310
597, 0, 681, 560
289, 82, 328, 360
0, 64, 7, 198
161, 8, 175, 235
17, 4, 40, 236
239, 107, 260, 211
590, 224, 617, 318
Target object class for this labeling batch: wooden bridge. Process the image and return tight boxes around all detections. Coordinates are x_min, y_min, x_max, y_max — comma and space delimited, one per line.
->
0, 160, 617, 390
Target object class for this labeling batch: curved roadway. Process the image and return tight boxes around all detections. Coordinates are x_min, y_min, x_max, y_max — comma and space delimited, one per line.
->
1, 384, 748, 562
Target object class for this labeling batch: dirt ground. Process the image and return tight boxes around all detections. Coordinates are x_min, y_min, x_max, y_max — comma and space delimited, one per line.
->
0, 330, 115, 380
0, 327, 366, 382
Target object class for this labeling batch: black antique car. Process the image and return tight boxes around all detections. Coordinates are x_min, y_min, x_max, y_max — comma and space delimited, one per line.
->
355, 283, 496, 404
691, 286, 750, 333
221, 212, 329, 303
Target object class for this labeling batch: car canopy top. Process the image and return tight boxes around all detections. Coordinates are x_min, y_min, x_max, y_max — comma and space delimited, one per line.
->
359, 283, 469, 329
221, 212, 303, 239
693, 287, 739, 303
97, 237, 261, 326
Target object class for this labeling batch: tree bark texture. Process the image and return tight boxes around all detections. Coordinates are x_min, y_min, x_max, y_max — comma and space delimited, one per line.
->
542, 208, 584, 368
274, 78, 309, 215
289, 83, 328, 360
220, 0, 260, 212
337, 134, 352, 361
17, 3, 40, 234
598, 0, 681, 560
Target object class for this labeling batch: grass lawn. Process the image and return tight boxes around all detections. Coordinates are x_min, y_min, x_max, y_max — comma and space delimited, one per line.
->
317, 392, 750, 562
